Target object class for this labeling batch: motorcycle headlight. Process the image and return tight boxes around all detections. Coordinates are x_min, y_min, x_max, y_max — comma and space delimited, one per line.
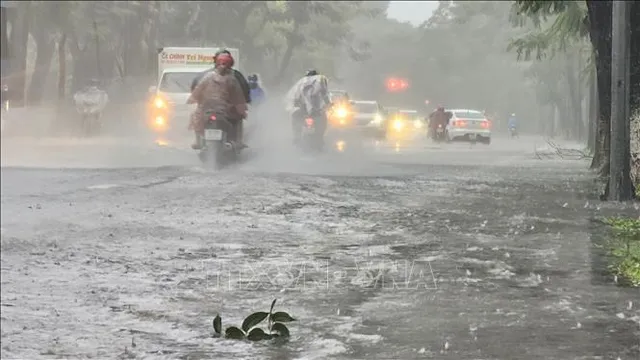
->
336, 107, 348, 118
393, 119, 404, 131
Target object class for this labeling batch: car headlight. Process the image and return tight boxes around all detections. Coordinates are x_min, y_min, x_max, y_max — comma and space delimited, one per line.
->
393, 120, 404, 131
373, 114, 383, 124
336, 107, 348, 118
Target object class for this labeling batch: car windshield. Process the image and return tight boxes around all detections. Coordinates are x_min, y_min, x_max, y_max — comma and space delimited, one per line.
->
353, 102, 378, 113
453, 110, 485, 119
159, 72, 199, 93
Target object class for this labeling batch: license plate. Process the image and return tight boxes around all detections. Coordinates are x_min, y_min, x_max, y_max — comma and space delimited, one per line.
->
469, 134, 477, 140
204, 129, 223, 140
437, 129, 444, 134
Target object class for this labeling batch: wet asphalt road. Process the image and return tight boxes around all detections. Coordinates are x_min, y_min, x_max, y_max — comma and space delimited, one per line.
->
1, 130, 639, 360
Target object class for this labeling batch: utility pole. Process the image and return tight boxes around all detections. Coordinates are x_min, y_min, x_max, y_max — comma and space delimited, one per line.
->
609, 0, 633, 200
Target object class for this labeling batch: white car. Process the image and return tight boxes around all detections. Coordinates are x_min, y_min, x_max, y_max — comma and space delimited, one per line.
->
445, 108, 491, 144
351, 100, 387, 138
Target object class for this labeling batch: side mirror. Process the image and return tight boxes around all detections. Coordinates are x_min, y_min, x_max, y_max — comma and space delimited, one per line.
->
148, 86, 157, 93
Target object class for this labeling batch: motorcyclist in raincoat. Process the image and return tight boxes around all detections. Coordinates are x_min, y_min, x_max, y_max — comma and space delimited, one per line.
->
188, 53, 247, 149
247, 74, 266, 106
508, 113, 517, 130
428, 106, 448, 137
191, 49, 251, 104
73, 78, 109, 126
284, 69, 332, 146
190, 49, 251, 148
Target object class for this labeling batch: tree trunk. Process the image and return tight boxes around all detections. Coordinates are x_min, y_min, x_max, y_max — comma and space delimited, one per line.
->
609, 0, 633, 201
628, 2, 640, 192
587, 66, 598, 152
57, 34, 67, 100
587, 1, 613, 178
7, 1, 32, 107
566, 53, 584, 141
275, 23, 300, 85
27, 27, 55, 106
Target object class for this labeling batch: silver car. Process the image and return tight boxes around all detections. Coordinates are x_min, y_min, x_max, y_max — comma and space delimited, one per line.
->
351, 100, 387, 138
445, 108, 492, 144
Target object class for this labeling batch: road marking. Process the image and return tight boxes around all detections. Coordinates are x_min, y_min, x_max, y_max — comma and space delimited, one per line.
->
87, 184, 120, 190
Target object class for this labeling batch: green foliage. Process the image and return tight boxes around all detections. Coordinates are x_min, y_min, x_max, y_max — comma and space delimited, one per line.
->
24, 1, 371, 89
604, 217, 640, 287
212, 299, 296, 342
508, 1, 588, 61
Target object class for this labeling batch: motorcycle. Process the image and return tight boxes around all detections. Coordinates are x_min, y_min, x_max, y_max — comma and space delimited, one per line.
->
76, 104, 103, 136
298, 115, 324, 152
509, 126, 518, 138
431, 123, 447, 143
74, 89, 108, 136
198, 110, 243, 169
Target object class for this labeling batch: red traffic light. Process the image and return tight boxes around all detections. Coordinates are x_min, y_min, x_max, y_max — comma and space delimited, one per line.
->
385, 77, 409, 92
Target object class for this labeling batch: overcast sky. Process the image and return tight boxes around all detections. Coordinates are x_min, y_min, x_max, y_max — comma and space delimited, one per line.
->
386, 1, 439, 26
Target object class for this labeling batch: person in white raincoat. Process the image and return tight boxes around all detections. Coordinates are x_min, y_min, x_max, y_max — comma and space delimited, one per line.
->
284, 70, 332, 145
73, 79, 109, 121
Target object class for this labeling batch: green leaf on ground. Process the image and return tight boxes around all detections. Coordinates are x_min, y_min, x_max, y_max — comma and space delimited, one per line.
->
247, 328, 273, 341
225, 326, 246, 340
270, 322, 290, 338
242, 312, 269, 332
213, 314, 222, 335
270, 311, 296, 322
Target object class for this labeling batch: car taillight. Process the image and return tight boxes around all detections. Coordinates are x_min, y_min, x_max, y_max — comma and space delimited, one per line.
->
481, 120, 490, 129
305, 118, 314, 126
209, 114, 217, 121
454, 120, 467, 127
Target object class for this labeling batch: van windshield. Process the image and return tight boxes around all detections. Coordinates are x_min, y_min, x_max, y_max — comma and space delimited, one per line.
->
159, 72, 201, 93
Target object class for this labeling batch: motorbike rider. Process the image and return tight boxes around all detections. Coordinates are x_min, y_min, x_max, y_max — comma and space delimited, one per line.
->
247, 74, 266, 106
188, 52, 247, 150
73, 78, 109, 119
428, 105, 448, 138
508, 113, 517, 131
285, 69, 332, 146
190, 49, 250, 148
191, 49, 251, 105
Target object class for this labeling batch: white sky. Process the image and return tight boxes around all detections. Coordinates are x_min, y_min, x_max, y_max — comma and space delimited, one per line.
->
386, 1, 439, 26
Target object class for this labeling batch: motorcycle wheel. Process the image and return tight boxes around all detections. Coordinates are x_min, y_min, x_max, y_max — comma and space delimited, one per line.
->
204, 140, 222, 170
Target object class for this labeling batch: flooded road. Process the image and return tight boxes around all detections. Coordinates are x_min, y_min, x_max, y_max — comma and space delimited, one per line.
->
1, 132, 638, 359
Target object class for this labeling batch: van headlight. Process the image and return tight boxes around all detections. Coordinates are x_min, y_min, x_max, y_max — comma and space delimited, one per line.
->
154, 97, 166, 109
336, 107, 348, 118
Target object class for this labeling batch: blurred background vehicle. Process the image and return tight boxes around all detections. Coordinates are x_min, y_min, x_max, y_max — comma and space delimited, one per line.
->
445, 108, 492, 144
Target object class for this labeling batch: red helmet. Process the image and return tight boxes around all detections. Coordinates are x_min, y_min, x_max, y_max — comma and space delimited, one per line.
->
216, 53, 234, 68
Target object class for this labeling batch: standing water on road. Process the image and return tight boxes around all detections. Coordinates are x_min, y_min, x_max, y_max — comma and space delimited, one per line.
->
1, 133, 638, 359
